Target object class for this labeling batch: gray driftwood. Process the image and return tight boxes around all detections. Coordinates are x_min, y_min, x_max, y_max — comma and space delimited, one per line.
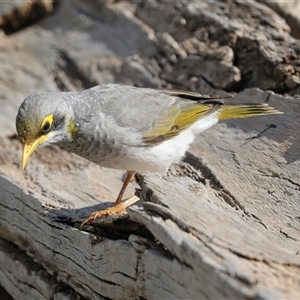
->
0, 1, 299, 299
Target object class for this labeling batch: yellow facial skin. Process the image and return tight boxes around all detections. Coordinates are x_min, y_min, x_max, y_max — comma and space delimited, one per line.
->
21, 114, 54, 170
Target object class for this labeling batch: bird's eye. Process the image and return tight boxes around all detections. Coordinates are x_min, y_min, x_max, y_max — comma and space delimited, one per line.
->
40, 114, 54, 135
41, 121, 51, 134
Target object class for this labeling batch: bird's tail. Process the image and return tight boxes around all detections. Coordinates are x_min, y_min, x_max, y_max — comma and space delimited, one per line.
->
218, 104, 283, 120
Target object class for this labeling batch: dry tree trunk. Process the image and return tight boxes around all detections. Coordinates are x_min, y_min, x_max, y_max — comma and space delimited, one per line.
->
0, 1, 299, 299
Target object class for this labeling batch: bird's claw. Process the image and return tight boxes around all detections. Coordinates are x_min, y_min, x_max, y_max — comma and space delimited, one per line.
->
80, 196, 140, 229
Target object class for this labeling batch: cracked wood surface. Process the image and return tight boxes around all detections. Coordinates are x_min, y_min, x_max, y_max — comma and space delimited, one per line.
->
0, 0, 299, 299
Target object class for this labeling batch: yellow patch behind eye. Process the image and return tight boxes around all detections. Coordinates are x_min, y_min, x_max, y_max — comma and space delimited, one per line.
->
41, 114, 54, 129
68, 119, 78, 136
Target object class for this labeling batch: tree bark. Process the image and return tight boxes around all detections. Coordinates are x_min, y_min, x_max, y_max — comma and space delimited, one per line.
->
0, 1, 299, 299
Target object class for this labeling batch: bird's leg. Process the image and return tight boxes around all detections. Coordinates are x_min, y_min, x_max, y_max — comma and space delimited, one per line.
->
115, 171, 135, 204
81, 171, 139, 227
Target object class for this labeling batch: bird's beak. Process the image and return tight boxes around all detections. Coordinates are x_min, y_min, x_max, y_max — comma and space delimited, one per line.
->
21, 136, 47, 170
21, 142, 38, 170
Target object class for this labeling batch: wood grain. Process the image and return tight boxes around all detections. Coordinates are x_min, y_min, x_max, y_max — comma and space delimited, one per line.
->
0, 1, 299, 299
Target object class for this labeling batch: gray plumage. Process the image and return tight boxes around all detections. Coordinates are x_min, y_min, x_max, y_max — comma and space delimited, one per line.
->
16, 84, 281, 172
16, 84, 282, 225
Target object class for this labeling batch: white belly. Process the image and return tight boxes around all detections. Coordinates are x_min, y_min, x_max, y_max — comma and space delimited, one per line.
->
100, 113, 219, 172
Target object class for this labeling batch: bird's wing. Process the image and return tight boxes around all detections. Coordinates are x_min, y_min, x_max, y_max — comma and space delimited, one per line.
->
142, 90, 228, 143
83, 85, 230, 144
155, 89, 233, 100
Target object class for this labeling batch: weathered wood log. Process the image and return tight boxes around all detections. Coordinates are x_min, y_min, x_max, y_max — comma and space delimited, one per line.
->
259, 0, 300, 40
0, 0, 55, 34
0, 0, 299, 299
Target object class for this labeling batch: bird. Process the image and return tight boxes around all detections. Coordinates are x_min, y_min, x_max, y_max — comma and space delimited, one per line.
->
15, 84, 282, 226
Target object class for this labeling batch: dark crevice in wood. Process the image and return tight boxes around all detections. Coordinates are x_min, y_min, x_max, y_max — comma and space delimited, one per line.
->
183, 152, 250, 215
54, 50, 99, 91
257, 170, 300, 190
279, 229, 298, 241
241, 124, 278, 146
0, 1, 59, 35
52, 213, 154, 242
251, 214, 268, 230
0, 237, 81, 299
143, 202, 191, 235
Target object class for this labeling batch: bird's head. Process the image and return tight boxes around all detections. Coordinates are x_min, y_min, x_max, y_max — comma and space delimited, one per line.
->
16, 91, 76, 170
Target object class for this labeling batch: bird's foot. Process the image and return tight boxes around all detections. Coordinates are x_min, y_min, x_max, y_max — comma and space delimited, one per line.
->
80, 195, 139, 228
